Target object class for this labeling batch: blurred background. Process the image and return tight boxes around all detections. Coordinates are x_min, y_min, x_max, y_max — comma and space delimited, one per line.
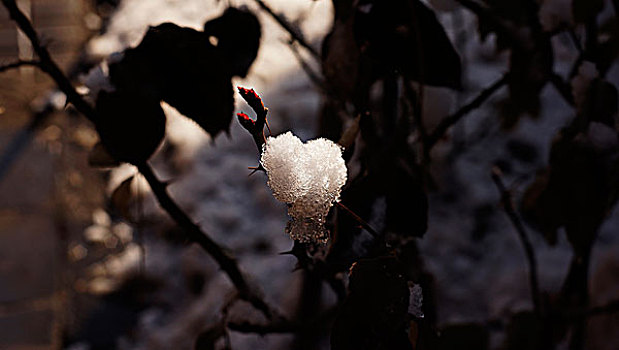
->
0, 0, 617, 349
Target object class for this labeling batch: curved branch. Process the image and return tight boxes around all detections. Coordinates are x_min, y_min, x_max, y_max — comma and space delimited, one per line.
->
136, 162, 277, 319
1, 0, 96, 121
0, 0, 279, 320
426, 73, 509, 150
491, 167, 542, 317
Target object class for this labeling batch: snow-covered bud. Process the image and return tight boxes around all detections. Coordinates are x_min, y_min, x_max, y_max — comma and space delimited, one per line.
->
260, 132, 347, 243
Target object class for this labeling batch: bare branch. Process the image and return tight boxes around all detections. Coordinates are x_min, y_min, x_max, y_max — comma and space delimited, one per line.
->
491, 167, 542, 317
0, 59, 40, 73
336, 202, 379, 238
0, 0, 280, 320
136, 161, 278, 319
426, 73, 509, 150
1, 0, 96, 121
251, 0, 320, 60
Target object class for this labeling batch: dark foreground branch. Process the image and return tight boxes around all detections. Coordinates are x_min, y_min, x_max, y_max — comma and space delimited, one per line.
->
1, 0, 96, 121
1, 0, 279, 319
0, 59, 40, 72
136, 162, 277, 318
491, 167, 542, 317
426, 73, 509, 151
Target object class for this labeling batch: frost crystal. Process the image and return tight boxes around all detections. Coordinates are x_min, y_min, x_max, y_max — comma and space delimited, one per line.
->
261, 132, 347, 243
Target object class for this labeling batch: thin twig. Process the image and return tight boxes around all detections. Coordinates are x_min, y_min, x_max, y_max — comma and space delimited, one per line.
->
336, 202, 379, 237
1, 0, 279, 319
426, 73, 509, 150
287, 40, 325, 91
0, 59, 40, 72
136, 161, 276, 318
1, 0, 96, 121
491, 167, 542, 317
251, 0, 320, 60
454, 0, 524, 50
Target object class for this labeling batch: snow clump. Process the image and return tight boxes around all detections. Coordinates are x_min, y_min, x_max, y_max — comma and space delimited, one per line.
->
260, 132, 347, 243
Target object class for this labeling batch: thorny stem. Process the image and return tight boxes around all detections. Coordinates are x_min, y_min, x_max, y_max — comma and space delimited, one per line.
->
426, 73, 509, 151
1, 0, 279, 320
336, 202, 379, 238
136, 162, 277, 318
491, 167, 542, 318
251, 0, 320, 60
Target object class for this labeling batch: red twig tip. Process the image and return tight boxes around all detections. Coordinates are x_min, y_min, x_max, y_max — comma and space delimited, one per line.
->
237, 86, 265, 112
237, 112, 255, 128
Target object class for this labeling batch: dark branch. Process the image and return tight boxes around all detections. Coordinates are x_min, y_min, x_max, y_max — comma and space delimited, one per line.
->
336, 202, 379, 237
251, 0, 320, 60
426, 73, 509, 150
0, 0, 279, 320
454, 0, 524, 50
287, 40, 326, 91
491, 167, 542, 317
1, 0, 96, 121
0, 59, 40, 72
136, 161, 277, 319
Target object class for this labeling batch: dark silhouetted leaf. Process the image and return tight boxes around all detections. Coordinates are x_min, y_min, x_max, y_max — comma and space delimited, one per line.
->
194, 324, 225, 350
111, 175, 135, 222
384, 162, 428, 238
597, 18, 619, 75
582, 78, 618, 127
437, 323, 489, 350
331, 256, 412, 350
502, 37, 553, 127
504, 311, 542, 350
572, 0, 604, 23
95, 90, 165, 164
203, 7, 261, 78
522, 121, 619, 256
108, 8, 261, 138
88, 142, 121, 168
353, 0, 461, 89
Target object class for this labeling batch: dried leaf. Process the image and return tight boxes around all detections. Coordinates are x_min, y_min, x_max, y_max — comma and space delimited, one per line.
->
353, 0, 461, 89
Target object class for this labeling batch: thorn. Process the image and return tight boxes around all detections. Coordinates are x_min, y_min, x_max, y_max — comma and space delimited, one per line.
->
248, 167, 261, 177
265, 119, 272, 136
